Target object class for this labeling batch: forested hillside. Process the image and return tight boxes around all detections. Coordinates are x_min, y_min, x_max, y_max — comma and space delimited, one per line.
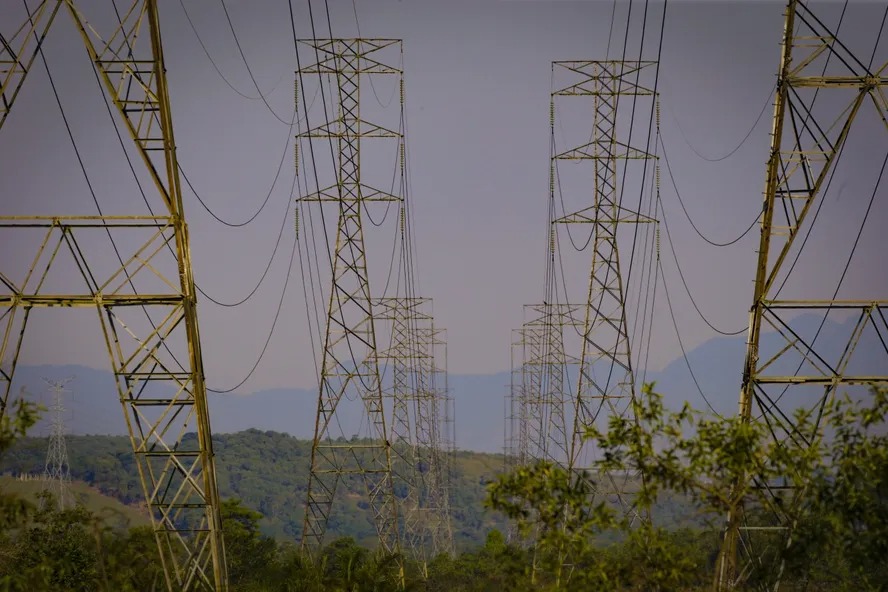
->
0, 430, 513, 549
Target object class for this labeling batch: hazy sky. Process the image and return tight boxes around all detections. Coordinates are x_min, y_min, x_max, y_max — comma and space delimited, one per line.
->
2, 0, 886, 396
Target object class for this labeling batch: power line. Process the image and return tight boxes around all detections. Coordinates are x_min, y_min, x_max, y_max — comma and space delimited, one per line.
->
105, 0, 297, 312
177, 129, 291, 228
206, 201, 300, 393
177, 0, 278, 101
664, 82, 774, 163
218, 0, 297, 125
660, 132, 762, 247
656, 257, 723, 417
658, 185, 748, 336
195, 176, 292, 308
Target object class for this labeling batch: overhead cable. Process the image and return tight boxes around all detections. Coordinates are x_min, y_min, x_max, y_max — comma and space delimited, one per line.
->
665, 82, 774, 163
660, 133, 762, 247
218, 0, 297, 125
177, 0, 278, 101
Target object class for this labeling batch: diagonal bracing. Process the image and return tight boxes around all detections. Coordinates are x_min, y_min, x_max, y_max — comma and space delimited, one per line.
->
0, 2, 228, 590
296, 38, 403, 558
552, 61, 658, 521
715, 1, 888, 589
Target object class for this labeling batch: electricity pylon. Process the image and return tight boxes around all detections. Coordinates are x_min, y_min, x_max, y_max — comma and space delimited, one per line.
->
375, 299, 424, 500
296, 39, 403, 556
0, 3, 227, 590
552, 61, 658, 518
518, 303, 581, 466
431, 327, 456, 554
411, 319, 454, 560
508, 324, 540, 469
369, 298, 454, 566
423, 322, 454, 557
41, 377, 73, 510
715, 1, 888, 588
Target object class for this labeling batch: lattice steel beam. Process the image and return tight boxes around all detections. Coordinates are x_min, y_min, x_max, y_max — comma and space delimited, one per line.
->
296, 39, 403, 558
0, 2, 228, 589
552, 60, 658, 521
715, 2, 888, 589
0, 0, 63, 130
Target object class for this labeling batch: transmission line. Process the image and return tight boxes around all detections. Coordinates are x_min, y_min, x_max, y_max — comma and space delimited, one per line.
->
177, 0, 279, 101
656, 256, 723, 417
657, 189, 749, 336
218, 0, 297, 124
664, 82, 774, 163
659, 132, 762, 247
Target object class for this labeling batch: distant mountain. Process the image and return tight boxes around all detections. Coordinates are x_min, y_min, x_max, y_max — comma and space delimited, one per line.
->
9, 312, 885, 453
9, 363, 516, 453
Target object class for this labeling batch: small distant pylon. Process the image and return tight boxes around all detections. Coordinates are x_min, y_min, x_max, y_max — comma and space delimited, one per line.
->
518, 303, 582, 467
374, 297, 454, 565
41, 377, 73, 510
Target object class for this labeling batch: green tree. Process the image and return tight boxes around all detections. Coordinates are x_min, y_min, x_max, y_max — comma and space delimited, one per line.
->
488, 383, 888, 590
221, 497, 279, 589
426, 530, 530, 592
783, 388, 888, 590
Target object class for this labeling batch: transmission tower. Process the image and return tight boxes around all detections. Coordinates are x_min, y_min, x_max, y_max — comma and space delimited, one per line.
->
508, 325, 538, 469
423, 323, 454, 557
518, 303, 581, 467
374, 297, 453, 562
552, 61, 658, 518
715, 1, 888, 588
505, 305, 579, 556
375, 297, 422, 559
433, 329, 456, 553
0, 3, 227, 590
41, 377, 73, 510
296, 39, 404, 556
411, 319, 454, 559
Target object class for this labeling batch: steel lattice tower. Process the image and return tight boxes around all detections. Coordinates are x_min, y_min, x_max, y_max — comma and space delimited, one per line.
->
372, 298, 454, 565
41, 378, 73, 510
412, 319, 454, 559
505, 304, 578, 555
430, 327, 455, 556
715, 2, 888, 588
0, 3, 227, 590
375, 298, 422, 545
296, 39, 403, 556
518, 303, 581, 467
508, 324, 540, 469
551, 61, 658, 517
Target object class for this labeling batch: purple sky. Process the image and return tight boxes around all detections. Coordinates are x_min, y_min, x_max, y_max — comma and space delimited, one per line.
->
2, 0, 886, 394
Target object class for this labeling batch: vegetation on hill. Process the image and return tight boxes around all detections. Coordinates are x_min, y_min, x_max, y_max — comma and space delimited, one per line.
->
0, 430, 514, 549
0, 475, 149, 531
0, 384, 885, 590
